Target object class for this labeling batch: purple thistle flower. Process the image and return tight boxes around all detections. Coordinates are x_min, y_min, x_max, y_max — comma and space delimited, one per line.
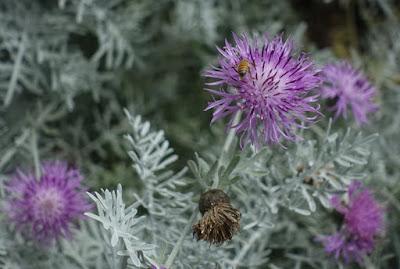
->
318, 232, 374, 265
321, 61, 378, 125
331, 180, 384, 240
204, 33, 320, 148
4, 161, 92, 245
319, 180, 384, 264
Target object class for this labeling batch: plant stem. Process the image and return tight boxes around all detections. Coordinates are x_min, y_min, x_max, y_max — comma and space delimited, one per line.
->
164, 210, 197, 268
111, 242, 118, 269
4, 32, 26, 107
0, 129, 30, 170
212, 111, 242, 188
30, 130, 41, 180
310, 124, 325, 139
223, 111, 241, 154
230, 229, 263, 267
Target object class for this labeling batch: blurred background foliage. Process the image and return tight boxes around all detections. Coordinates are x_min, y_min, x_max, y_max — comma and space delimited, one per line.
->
2, 0, 397, 179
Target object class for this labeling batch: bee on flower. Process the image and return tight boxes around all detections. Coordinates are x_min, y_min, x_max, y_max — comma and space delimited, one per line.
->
236, 58, 251, 79
204, 33, 321, 148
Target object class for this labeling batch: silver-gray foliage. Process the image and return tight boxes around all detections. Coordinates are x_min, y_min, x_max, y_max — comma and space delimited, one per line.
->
0, 0, 399, 268
86, 185, 155, 268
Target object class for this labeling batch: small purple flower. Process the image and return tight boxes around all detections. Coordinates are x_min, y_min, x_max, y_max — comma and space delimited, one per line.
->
319, 232, 373, 265
204, 33, 320, 148
321, 61, 378, 125
4, 161, 92, 245
331, 180, 384, 240
319, 180, 384, 264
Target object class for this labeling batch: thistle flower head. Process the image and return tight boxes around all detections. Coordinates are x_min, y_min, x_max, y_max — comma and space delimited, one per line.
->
321, 61, 378, 125
319, 180, 384, 264
331, 180, 384, 240
4, 161, 91, 245
193, 189, 240, 245
204, 33, 320, 148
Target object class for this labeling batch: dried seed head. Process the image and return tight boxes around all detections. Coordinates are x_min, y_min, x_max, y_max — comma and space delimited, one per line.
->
193, 189, 240, 245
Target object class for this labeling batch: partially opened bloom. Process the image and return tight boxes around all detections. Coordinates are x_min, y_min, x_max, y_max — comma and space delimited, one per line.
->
204, 33, 320, 148
321, 61, 378, 125
319, 180, 384, 265
4, 161, 91, 245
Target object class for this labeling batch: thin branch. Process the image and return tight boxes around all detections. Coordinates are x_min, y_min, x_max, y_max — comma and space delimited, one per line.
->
30, 130, 41, 180
4, 32, 27, 106
164, 210, 197, 268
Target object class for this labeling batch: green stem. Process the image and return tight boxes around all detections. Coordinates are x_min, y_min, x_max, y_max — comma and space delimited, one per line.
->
310, 124, 325, 139
212, 111, 242, 188
222, 111, 241, 154
164, 210, 197, 268
111, 244, 118, 269
231, 229, 264, 267
30, 130, 41, 180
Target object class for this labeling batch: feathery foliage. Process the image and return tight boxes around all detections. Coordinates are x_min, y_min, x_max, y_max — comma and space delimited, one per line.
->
0, 0, 399, 268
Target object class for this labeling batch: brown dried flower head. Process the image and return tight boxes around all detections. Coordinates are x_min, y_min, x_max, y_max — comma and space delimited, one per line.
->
192, 189, 241, 245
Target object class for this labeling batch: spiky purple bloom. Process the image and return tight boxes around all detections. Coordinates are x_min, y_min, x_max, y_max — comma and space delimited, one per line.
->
204, 33, 320, 148
321, 61, 378, 125
4, 161, 92, 245
319, 180, 384, 264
